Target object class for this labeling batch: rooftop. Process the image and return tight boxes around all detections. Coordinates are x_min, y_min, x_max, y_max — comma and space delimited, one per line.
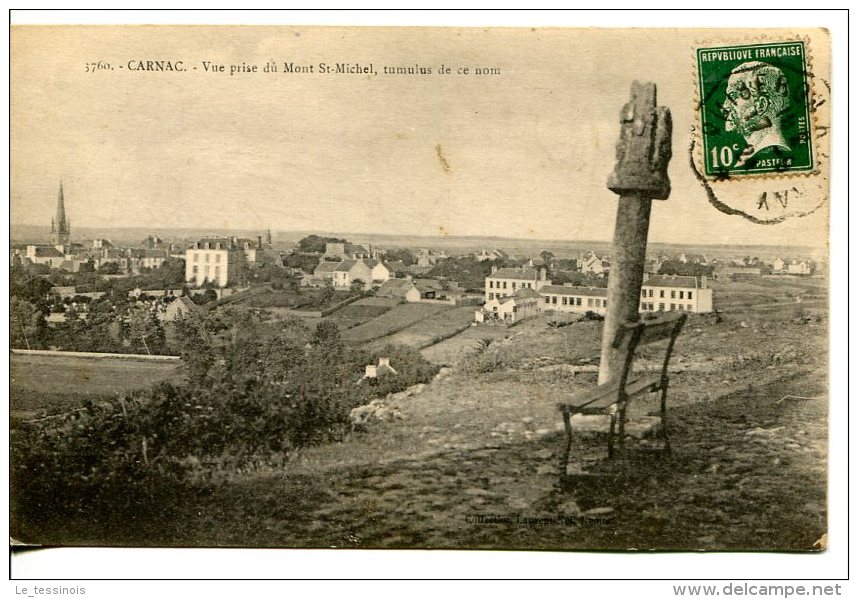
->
487, 267, 540, 280
644, 275, 699, 289
540, 285, 607, 297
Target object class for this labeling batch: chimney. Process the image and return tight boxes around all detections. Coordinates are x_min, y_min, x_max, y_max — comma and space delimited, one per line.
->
538, 267, 547, 281
700, 275, 707, 289
257, 235, 263, 249
491, 265, 498, 274
642, 271, 651, 282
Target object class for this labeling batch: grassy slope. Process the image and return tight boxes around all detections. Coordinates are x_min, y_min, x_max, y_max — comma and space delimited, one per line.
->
10, 354, 183, 420
341, 303, 452, 345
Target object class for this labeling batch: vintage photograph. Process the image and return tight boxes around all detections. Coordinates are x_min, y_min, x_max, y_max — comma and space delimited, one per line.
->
10, 25, 830, 552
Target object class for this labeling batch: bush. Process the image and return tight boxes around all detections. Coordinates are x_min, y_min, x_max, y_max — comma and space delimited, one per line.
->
11, 310, 442, 542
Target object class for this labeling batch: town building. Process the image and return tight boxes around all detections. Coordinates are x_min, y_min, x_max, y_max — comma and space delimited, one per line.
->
130, 249, 169, 272
416, 249, 447, 267
161, 296, 201, 322
313, 260, 340, 281
539, 285, 609, 315
25, 244, 65, 268
185, 237, 245, 287
475, 248, 511, 262
787, 260, 811, 275
376, 278, 422, 303
324, 242, 371, 261
579, 252, 610, 275
485, 266, 550, 301
640, 274, 713, 313
331, 259, 388, 290
479, 287, 540, 323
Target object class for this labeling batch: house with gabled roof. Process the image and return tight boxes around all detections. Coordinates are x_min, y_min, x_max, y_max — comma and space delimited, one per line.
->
161, 295, 202, 322
313, 260, 340, 280
481, 287, 540, 323
580, 252, 607, 275
376, 278, 421, 303
25, 245, 64, 268
325, 242, 371, 260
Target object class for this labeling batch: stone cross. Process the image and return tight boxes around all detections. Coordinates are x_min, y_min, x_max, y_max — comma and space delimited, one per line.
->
598, 82, 673, 384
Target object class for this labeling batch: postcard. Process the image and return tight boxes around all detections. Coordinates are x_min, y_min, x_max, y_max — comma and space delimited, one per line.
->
10, 25, 830, 553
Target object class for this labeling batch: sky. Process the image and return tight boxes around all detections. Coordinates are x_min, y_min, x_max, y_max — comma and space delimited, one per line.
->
10, 26, 829, 247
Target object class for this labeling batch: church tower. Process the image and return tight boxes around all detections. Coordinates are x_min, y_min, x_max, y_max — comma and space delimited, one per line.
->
51, 182, 70, 246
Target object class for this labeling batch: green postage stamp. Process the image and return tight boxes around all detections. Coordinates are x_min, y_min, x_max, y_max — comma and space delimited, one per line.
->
696, 40, 815, 178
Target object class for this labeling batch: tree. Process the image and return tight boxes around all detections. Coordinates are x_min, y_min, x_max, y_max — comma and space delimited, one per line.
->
384, 248, 416, 266
193, 289, 219, 305
540, 251, 555, 266
10, 272, 53, 308
296, 234, 347, 254
319, 280, 336, 305
11, 297, 45, 350
126, 305, 165, 356
283, 252, 321, 274
426, 256, 505, 291
312, 320, 344, 353
78, 298, 120, 353
349, 279, 366, 295
98, 261, 122, 275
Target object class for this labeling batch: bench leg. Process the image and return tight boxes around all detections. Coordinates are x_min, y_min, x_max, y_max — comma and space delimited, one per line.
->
607, 411, 617, 459
660, 382, 672, 455
561, 407, 573, 474
617, 404, 627, 456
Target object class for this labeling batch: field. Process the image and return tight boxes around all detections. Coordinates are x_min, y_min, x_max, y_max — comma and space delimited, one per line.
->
10, 353, 184, 423
227, 287, 355, 311
341, 303, 453, 345
369, 306, 476, 350
322, 297, 400, 330
711, 276, 827, 318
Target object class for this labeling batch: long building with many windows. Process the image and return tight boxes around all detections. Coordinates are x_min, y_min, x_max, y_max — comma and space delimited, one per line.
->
539, 285, 609, 314
505, 275, 714, 317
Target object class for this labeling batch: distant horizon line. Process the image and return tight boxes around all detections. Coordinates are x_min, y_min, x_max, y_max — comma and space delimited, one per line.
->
9, 223, 826, 251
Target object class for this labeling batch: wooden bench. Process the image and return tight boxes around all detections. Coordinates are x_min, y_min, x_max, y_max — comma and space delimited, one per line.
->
557, 312, 687, 470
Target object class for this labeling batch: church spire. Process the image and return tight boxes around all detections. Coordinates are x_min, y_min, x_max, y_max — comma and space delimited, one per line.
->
52, 181, 70, 246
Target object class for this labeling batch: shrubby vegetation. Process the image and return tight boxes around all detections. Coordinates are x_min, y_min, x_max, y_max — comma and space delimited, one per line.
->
295, 234, 346, 254
426, 257, 507, 291
657, 259, 715, 278
11, 310, 439, 541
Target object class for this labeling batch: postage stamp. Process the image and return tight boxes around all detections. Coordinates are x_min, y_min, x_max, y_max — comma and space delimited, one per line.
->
696, 40, 815, 178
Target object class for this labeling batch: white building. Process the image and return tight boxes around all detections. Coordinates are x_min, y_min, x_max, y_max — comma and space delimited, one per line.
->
481, 287, 540, 322
185, 238, 239, 287
787, 260, 811, 275
539, 285, 609, 315
640, 275, 713, 313
485, 266, 550, 302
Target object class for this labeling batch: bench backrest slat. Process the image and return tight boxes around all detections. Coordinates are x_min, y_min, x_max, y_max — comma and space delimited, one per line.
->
611, 312, 688, 391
